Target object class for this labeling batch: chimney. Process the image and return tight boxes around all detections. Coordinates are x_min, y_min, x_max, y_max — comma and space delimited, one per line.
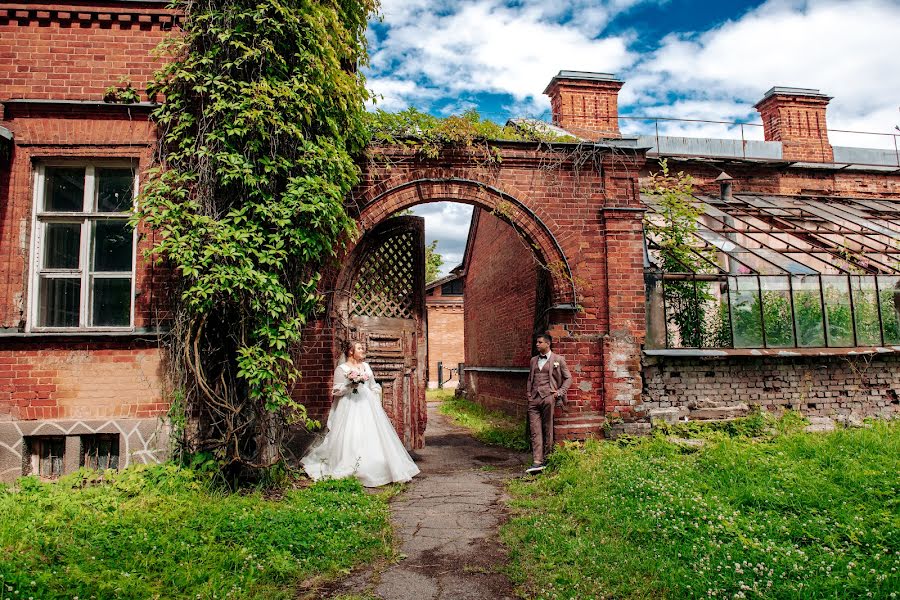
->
754, 87, 833, 163
543, 71, 623, 139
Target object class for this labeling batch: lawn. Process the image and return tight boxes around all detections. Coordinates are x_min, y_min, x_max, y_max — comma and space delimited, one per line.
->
503, 420, 900, 599
431, 389, 529, 452
0, 463, 394, 599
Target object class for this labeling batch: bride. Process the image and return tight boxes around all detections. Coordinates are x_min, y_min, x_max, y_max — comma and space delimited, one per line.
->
301, 340, 420, 487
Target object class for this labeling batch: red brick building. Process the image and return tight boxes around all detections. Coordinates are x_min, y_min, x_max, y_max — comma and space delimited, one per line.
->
2, 5, 898, 480
425, 270, 464, 389
0, 2, 178, 479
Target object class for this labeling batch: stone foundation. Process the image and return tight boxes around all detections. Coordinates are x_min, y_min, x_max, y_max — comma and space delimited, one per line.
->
642, 353, 900, 422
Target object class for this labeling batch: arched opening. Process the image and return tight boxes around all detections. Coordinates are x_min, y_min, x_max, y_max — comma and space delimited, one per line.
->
329, 178, 575, 448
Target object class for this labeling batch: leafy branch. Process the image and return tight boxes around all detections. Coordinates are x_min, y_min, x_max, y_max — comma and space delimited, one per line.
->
135, 0, 376, 475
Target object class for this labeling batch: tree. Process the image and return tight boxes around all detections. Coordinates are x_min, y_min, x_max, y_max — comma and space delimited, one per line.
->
135, 0, 377, 475
425, 240, 443, 283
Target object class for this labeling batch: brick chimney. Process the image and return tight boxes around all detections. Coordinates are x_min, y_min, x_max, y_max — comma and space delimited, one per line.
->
543, 71, 623, 139
754, 87, 833, 162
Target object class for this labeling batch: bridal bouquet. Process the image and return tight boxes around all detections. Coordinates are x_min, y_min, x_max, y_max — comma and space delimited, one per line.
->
347, 369, 370, 394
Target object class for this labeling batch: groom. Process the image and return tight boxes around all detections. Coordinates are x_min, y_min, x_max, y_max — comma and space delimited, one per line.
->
525, 332, 572, 474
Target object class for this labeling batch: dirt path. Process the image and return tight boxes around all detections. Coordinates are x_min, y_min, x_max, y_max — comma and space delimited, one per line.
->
320, 400, 530, 600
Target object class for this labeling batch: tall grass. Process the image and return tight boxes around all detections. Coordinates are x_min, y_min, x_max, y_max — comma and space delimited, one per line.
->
435, 393, 529, 452
504, 422, 900, 599
0, 464, 393, 599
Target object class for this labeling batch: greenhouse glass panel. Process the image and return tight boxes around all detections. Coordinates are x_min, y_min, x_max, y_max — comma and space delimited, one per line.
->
792, 275, 826, 347
822, 276, 854, 347
878, 276, 900, 345
760, 276, 794, 347
851, 276, 881, 346
729, 276, 764, 348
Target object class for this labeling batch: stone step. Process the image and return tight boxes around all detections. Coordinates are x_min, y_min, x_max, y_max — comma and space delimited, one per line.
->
648, 407, 688, 424
688, 403, 749, 420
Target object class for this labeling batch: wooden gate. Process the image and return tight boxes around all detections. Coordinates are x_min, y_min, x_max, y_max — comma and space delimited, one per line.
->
335, 216, 427, 450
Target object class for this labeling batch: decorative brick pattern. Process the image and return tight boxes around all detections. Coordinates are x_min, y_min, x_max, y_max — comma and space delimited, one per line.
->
0, 3, 179, 103
755, 90, 833, 162
0, 417, 170, 481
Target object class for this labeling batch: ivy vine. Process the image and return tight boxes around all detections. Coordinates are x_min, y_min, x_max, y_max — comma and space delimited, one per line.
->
643, 160, 725, 347
136, 0, 376, 472
366, 107, 577, 162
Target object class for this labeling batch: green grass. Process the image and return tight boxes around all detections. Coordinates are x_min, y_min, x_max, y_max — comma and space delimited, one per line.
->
503, 422, 900, 599
0, 463, 394, 599
433, 391, 529, 452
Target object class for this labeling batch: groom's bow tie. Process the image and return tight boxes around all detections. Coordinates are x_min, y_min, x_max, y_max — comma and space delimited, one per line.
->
539, 354, 548, 360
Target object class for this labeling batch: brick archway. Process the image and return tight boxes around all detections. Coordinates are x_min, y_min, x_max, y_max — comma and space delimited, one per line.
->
353, 178, 578, 308
293, 145, 649, 444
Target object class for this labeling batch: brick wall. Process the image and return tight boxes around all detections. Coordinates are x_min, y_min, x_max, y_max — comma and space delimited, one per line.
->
463, 208, 537, 414
0, 3, 179, 103
0, 339, 166, 421
0, 3, 174, 480
426, 302, 464, 388
642, 354, 900, 421
644, 160, 900, 201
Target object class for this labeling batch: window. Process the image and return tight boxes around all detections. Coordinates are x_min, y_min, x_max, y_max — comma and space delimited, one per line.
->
441, 279, 463, 296
81, 434, 120, 472
26, 436, 65, 479
30, 164, 137, 330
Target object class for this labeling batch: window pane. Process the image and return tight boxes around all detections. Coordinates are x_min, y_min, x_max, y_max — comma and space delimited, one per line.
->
761, 276, 794, 348
697, 280, 731, 348
43, 222, 81, 269
82, 434, 120, 472
878, 276, 900, 345
39, 278, 81, 327
96, 168, 134, 212
92, 220, 133, 272
91, 278, 131, 326
851, 276, 880, 346
32, 437, 65, 479
792, 276, 825, 347
822, 276, 854, 347
729, 276, 764, 348
44, 167, 85, 212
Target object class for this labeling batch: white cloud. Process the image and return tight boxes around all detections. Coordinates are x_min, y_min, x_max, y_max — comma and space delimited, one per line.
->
369, 0, 639, 111
632, 0, 900, 144
410, 202, 475, 276
366, 77, 440, 111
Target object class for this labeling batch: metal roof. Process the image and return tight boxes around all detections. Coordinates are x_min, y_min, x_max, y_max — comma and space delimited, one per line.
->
643, 193, 900, 276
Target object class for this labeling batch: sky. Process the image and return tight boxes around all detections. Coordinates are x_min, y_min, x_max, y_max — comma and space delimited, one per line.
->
364, 0, 900, 276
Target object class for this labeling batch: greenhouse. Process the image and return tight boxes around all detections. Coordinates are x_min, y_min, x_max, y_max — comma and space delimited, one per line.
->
644, 191, 900, 350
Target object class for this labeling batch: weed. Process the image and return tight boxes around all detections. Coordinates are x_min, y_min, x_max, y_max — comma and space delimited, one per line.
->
0, 464, 392, 599
503, 422, 900, 599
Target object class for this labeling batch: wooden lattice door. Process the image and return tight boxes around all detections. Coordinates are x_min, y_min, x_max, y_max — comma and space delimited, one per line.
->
339, 216, 427, 450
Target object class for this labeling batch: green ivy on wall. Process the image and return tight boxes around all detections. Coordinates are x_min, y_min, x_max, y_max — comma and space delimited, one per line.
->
135, 0, 376, 473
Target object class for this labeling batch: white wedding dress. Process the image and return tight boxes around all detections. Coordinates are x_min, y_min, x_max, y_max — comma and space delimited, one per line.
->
301, 362, 420, 487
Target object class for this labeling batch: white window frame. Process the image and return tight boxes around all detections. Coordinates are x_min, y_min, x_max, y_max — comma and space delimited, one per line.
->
27, 161, 139, 332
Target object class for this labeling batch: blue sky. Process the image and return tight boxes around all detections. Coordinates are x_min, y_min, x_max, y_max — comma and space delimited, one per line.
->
364, 0, 900, 275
